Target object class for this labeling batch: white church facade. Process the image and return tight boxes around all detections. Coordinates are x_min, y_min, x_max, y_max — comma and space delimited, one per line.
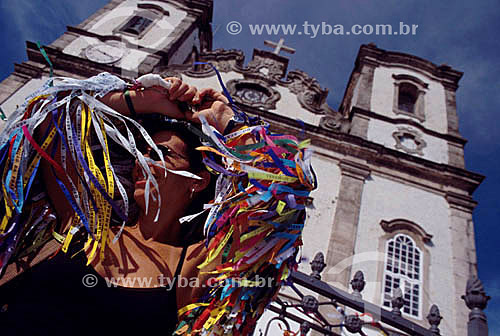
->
0, 1, 483, 335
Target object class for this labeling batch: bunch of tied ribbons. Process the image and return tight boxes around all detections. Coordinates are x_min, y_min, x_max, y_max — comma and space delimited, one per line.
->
176, 116, 317, 335
0, 72, 317, 335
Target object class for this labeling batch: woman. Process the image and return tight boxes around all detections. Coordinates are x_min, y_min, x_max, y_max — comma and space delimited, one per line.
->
0, 72, 316, 335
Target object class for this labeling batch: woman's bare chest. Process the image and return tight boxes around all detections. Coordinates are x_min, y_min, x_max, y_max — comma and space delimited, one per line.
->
89, 235, 207, 289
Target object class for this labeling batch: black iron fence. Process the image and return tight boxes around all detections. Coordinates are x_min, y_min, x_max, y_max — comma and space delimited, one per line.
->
260, 252, 490, 336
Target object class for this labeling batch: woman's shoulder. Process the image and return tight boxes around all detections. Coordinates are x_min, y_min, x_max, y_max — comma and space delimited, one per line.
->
185, 240, 209, 268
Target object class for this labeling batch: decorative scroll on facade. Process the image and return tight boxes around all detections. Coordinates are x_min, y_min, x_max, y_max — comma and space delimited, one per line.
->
184, 48, 348, 132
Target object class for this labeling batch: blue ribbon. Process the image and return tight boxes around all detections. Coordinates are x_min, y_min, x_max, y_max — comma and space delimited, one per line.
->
50, 108, 99, 213
49, 113, 92, 234
69, 115, 127, 222
265, 149, 296, 177
193, 62, 247, 123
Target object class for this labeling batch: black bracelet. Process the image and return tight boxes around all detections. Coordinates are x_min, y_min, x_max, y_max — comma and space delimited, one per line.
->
123, 89, 137, 119
223, 118, 246, 136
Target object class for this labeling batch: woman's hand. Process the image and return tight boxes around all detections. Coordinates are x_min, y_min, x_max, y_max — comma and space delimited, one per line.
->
191, 88, 229, 109
135, 75, 197, 117
135, 74, 197, 102
166, 77, 197, 102
187, 88, 234, 133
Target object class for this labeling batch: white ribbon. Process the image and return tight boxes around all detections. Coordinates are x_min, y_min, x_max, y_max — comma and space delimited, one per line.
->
136, 74, 172, 90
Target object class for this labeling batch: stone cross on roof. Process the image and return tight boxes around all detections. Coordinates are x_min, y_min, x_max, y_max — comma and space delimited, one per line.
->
263, 38, 296, 56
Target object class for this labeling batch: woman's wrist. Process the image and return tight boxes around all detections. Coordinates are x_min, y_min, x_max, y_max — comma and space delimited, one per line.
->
222, 115, 244, 135
123, 89, 137, 118
202, 101, 236, 134
100, 88, 182, 119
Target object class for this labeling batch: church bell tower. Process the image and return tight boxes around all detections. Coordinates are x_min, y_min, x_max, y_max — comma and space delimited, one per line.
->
0, 0, 213, 117
344, 43, 466, 168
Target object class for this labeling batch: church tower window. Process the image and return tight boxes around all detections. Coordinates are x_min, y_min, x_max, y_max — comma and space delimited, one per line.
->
382, 234, 423, 319
115, 4, 166, 39
120, 16, 153, 36
398, 83, 418, 114
392, 74, 428, 122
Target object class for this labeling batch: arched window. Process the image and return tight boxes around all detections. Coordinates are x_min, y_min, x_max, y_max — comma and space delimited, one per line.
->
392, 74, 428, 122
398, 83, 418, 114
120, 16, 153, 35
382, 234, 422, 318
116, 4, 167, 39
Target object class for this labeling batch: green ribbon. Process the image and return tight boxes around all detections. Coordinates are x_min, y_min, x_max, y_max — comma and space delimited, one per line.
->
0, 106, 6, 121
221, 237, 233, 263
36, 41, 53, 78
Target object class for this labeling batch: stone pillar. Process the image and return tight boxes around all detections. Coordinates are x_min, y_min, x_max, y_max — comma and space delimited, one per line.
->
445, 192, 478, 336
349, 112, 370, 139
312, 162, 369, 336
324, 160, 371, 287
448, 141, 466, 169
443, 86, 461, 137
349, 60, 376, 140
355, 61, 376, 111
443, 84, 468, 169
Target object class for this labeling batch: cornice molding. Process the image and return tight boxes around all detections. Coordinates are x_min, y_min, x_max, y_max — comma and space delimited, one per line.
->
149, 0, 209, 19
13, 62, 43, 79
380, 219, 433, 243
339, 160, 371, 180
392, 73, 429, 89
351, 107, 467, 145
445, 192, 478, 212
237, 103, 484, 194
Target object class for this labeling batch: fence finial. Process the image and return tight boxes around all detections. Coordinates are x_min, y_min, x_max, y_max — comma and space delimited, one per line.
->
350, 270, 366, 299
310, 252, 326, 280
426, 304, 442, 335
462, 276, 490, 336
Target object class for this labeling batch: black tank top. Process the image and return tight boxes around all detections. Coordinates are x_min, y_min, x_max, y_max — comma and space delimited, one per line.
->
0, 244, 187, 336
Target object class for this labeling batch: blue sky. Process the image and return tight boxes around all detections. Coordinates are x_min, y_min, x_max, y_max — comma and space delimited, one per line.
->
0, 0, 498, 332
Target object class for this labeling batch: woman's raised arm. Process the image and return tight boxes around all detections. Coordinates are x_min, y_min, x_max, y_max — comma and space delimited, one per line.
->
99, 76, 197, 118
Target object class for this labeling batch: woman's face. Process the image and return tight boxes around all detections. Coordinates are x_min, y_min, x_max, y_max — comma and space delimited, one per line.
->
132, 130, 194, 213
